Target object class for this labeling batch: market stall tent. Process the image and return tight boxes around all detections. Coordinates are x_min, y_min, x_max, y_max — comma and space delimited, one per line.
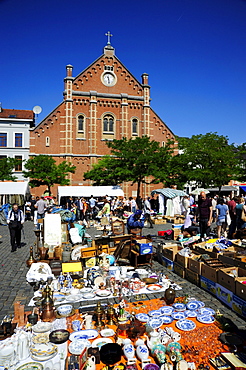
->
58, 186, 124, 203
0, 181, 30, 206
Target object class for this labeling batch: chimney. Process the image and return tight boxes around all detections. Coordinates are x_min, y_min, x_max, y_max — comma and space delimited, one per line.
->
141, 73, 149, 85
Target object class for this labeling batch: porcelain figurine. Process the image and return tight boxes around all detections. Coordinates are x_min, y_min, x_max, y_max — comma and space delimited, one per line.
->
166, 342, 183, 362
136, 340, 151, 368
151, 344, 167, 365
161, 363, 173, 370
123, 342, 137, 365
84, 314, 93, 329
16, 330, 30, 361
65, 272, 73, 289
57, 272, 65, 290
99, 253, 110, 271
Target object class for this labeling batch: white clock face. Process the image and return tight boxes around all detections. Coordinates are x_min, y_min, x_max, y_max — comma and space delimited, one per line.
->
103, 72, 115, 86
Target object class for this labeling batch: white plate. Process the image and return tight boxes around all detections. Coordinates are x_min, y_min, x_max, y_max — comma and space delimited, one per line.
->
172, 303, 186, 311
92, 337, 113, 349
30, 351, 57, 362
160, 306, 174, 316
65, 294, 83, 302
30, 342, 57, 358
80, 287, 92, 293
197, 315, 215, 324
186, 301, 200, 310
148, 310, 162, 317
148, 317, 163, 329
32, 322, 53, 333
135, 313, 149, 322
16, 363, 44, 370
147, 284, 162, 291
82, 292, 96, 299
70, 329, 99, 341
95, 290, 111, 297
176, 319, 196, 331
161, 316, 173, 324
69, 339, 87, 355
100, 328, 115, 337
172, 312, 186, 320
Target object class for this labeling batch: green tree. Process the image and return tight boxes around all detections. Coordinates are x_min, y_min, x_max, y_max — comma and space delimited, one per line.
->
234, 143, 246, 183
23, 155, 76, 194
84, 136, 174, 198
172, 132, 238, 192
0, 157, 19, 181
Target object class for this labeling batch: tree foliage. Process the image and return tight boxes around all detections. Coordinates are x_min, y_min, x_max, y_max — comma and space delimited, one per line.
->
23, 155, 76, 194
171, 132, 238, 190
234, 143, 246, 183
0, 157, 18, 181
84, 136, 174, 198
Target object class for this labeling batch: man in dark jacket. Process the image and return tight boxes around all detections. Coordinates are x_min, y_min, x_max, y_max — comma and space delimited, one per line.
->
197, 192, 212, 239
7, 203, 25, 252
127, 210, 144, 234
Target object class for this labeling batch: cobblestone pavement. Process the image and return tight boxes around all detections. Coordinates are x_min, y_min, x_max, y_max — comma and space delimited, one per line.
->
0, 220, 245, 329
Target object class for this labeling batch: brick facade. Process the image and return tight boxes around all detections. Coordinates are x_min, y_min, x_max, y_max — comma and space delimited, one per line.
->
30, 43, 177, 198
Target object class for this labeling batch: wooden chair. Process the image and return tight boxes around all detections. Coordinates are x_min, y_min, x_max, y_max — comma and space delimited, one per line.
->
129, 228, 142, 237
111, 219, 125, 235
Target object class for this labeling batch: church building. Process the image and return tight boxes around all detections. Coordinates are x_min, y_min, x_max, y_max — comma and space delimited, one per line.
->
30, 34, 177, 197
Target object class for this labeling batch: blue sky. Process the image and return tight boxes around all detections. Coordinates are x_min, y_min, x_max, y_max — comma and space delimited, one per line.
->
0, 0, 245, 144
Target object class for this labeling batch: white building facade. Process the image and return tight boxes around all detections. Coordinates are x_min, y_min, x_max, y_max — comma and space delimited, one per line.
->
0, 106, 34, 181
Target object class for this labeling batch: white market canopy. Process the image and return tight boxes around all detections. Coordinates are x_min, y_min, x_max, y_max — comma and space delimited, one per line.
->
0, 181, 30, 196
151, 188, 187, 199
58, 185, 124, 203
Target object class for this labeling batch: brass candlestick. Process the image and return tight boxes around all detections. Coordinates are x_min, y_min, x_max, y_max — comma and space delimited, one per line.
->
94, 302, 103, 327
107, 304, 115, 325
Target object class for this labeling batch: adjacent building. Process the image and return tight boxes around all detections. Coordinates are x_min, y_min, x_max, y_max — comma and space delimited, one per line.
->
0, 105, 34, 181
30, 39, 177, 197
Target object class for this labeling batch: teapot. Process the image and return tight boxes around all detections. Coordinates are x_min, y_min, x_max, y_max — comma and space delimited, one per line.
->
147, 330, 161, 350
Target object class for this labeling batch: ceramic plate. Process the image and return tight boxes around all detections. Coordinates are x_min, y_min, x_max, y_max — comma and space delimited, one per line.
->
176, 319, 196, 331
172, 312, 186, 320
69, 339, 87, 355
82, 292, 96, 299
148, 317, 163, 329
30, 352, 57, 362
95, 289, 111, 297
65, 294, 83, 302
92, 337, 113, 349
53, 292, 66, 302
196, 307, 215, 316
30, 342, 57, 358
16, 363, 44, 370
161, 316, 173, 324
197, 315, 215, 324
196, 301, 205, 308
147, 284, 162, 291
70, 329, 99, 341
184, 310, 197, 318
135, 313, 149, 322
32, 333, 49, 344
186, 301, 200, 310
148, 310, 162, 317
100, 328, 115, 337
172, 303, 186, 311
80, 287, 92, 293
160, 306, 174, 316
32, 322, 52, 333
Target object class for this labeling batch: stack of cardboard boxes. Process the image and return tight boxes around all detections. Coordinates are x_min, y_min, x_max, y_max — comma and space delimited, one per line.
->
157, 241, 246, 319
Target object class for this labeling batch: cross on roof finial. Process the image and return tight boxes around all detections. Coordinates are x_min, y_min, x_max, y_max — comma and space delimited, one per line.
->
105, 31, 113, 45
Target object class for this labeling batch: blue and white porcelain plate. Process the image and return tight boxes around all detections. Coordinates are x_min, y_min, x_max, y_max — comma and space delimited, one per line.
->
172, 312, 186, 320
196, 307, 215, 316
172, 303, 186, 311
186, 301, 200, 310
197, 315, 215, 324
160, 306, 174, 316
185, 310, 197, 318
69, 329, 98, 341
148, 310, 162, 317
135, 313, 149, 322
161, 316, 173, 324
196, 301, 205, 308
148, 317, 164, 329
176, 319, 196, 331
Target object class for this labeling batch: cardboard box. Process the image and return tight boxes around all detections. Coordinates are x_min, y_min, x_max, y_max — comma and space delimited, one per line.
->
216, 283, 233, 308
159, 256, 174, 271
200, 275, 217, 296
173, 262, 185, 278
172, 224, 183, 229
162, 244, 181, 261
135, 238, 153, 255
235, 277, 246, 300
217, 267, 246, 294
153, 219, 167, 224
175, 253, 189, 268
188, 256, 204, 275
232, 294, 246, 318
185, 268, 200, 286
201, 263, 221, 283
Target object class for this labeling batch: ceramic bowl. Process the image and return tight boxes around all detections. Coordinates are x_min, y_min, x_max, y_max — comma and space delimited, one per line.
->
57, 304, 73, 316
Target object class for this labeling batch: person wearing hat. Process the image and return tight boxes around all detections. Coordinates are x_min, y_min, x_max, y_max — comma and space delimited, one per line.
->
127, 210, 144, 234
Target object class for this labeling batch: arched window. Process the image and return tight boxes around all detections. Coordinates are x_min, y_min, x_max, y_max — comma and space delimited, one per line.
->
77, 115, 84, 132
103, 115, 114, 133
132, 118, 138, 135
46, 136, 50, 147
